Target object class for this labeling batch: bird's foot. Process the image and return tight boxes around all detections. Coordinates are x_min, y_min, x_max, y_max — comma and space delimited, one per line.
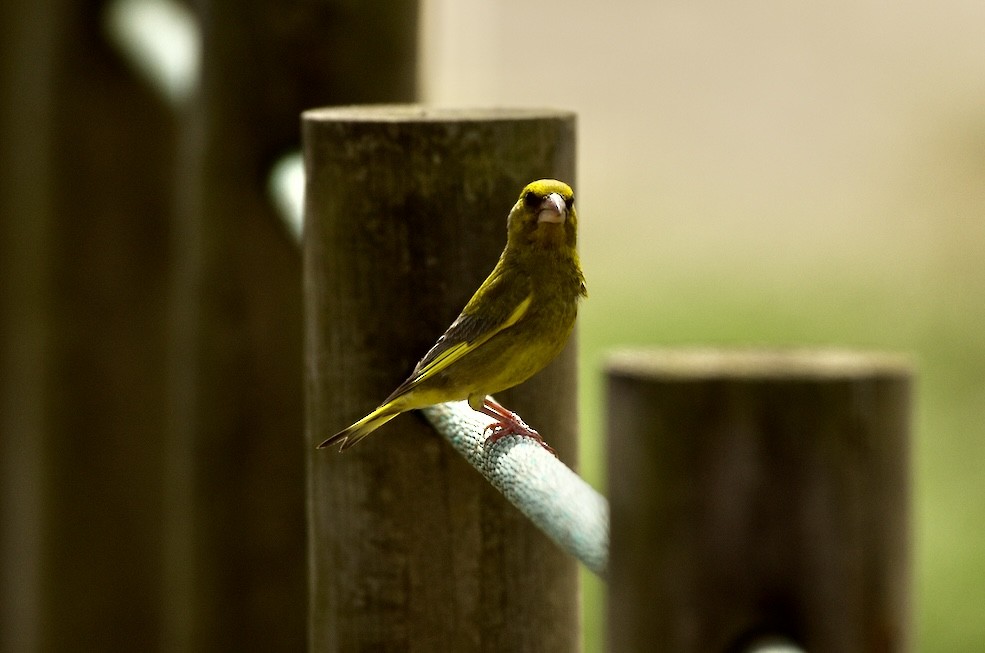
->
482, 414, 556, 456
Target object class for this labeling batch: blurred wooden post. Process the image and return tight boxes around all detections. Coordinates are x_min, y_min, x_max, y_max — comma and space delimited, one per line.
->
1, 0, 175, 649
165, 2, 418, 650
606, 349, 911, 653
303, 106, 580, 652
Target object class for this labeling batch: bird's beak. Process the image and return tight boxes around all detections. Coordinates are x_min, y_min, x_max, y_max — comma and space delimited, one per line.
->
537, 193, 567, 224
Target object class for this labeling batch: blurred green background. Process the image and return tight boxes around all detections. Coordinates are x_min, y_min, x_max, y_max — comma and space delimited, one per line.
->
421, 0, 985, 650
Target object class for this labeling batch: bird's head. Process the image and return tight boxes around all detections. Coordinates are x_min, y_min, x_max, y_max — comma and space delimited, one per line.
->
506, 179, 577, 250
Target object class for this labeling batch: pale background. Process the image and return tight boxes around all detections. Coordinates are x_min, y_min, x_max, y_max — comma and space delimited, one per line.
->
422, 1, 985, 651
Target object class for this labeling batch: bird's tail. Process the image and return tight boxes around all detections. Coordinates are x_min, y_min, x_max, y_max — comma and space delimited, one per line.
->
317, 404, 400, 451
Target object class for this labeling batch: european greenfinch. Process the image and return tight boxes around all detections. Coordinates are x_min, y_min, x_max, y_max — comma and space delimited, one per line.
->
318, 179, 586, 453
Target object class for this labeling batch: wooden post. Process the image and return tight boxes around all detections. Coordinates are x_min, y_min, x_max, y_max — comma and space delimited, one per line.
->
165, 2, 418, 650
303, 106, 580, 652
1, 0, 175, 649
606, 349, 911, 653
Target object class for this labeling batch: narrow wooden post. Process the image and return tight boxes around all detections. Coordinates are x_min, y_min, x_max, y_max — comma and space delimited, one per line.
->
303, 106, 580, 652
165, 2, 418, 650
1, 0, 175, 649
606, 349, 911, 653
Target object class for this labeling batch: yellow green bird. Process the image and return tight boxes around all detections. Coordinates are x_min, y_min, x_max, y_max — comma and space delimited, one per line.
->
318, 179, 587, 453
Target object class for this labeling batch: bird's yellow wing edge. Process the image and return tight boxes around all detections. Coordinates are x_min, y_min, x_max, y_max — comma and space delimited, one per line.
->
408, 293, 533, 388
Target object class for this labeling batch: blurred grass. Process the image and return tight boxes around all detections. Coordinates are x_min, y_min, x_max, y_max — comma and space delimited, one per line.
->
575, 265, 985, 653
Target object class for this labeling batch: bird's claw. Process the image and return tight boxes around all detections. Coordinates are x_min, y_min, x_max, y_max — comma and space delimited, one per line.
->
482, 420, 556, 457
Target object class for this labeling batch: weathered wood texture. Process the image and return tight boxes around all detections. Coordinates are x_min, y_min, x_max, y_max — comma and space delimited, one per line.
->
166, 3, 418, 651
303, 106, 580, 652
606, 349, 911, 653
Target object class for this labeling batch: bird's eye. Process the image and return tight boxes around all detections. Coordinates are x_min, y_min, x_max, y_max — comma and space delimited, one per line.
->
565, 196, 574, 210
523, 191, 539, 208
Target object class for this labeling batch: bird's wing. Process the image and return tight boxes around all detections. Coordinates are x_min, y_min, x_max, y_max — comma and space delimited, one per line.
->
382, 271, 532, 403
